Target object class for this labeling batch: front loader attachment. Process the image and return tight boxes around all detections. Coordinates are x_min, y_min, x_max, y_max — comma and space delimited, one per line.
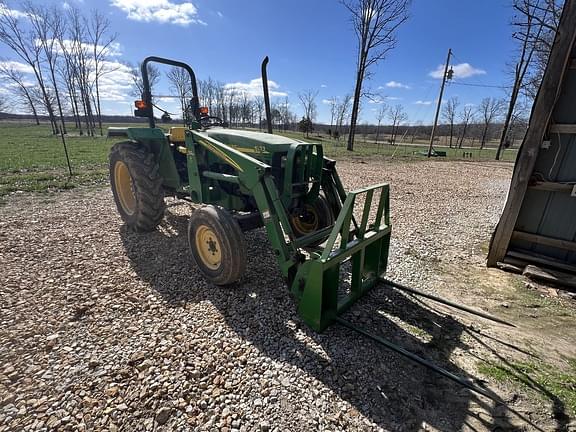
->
185, 125, 515, 403
292, 183, 391, 332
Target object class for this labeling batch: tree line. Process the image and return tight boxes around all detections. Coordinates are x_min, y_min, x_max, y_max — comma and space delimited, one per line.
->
0, 0, 121, 137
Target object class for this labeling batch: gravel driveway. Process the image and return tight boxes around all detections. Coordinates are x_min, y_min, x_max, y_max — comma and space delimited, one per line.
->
1, 160, 514, 431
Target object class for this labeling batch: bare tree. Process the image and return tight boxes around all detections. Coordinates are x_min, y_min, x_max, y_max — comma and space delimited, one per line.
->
335, 93, 352, 139
441, 96, 459, 148
0, 0, 59, 133
0, 1, 72, 173
253, 96, 264, 129
0, 93, 8, 112
298, 89, 318, 137
25, 2, 68, 134
457, 105, 474, 148
278, 97, 292, 130
213, 81, 226, 121
496, 0, 558, 159
87, 9, 118, 136
0, 61, 39, 123
342, 0, 410, 151
167, 66, 192, 119
131, 62, 160, 99
67, 5, 97, 136
517, 0, 562, 99
477, 97, 505, 149
375, 104, 387, 147
225, 87, 237, 127
387, 104, 407, 145
327, 97, 339, 135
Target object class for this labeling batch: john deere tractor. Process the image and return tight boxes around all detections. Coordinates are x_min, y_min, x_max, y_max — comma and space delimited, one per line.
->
108, 56, 391, 331
107, 56, 514, 400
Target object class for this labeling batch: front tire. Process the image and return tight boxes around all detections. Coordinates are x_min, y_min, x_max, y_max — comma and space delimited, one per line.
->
109, 142, 165, 232
289, 194, 335, 246
188, 205, 247, 285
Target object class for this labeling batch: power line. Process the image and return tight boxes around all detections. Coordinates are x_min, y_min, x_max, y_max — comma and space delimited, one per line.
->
449, 51, 510, 90
449, 82, 511, 89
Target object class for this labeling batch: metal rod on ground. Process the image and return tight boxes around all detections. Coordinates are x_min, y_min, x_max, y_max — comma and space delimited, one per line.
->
427, 48, 452, 158
261, 56, 273, 134
380, 278, 516, 327
335, 317, 502, 402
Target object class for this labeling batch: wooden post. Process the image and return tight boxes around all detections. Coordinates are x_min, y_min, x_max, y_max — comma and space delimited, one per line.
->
487, 0, 576, 266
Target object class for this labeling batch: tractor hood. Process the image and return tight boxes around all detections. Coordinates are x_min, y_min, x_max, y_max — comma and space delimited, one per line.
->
204, 129, 304, 153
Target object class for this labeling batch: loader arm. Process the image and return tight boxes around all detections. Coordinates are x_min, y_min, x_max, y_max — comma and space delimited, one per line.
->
189, 130, 301, 274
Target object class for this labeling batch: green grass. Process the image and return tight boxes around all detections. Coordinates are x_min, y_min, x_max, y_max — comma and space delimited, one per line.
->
0, 121, 518, 200
478, 358, 576, 416
0, 121, 132, 200
273, 129, 519, 161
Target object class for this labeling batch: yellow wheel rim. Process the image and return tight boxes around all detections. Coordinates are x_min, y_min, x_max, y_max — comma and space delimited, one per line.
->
195, 225, 222, 270
291, 204, 319, 235
114, 160, 136, 215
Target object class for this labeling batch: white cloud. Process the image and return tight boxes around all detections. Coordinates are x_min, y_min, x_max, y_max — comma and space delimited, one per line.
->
414, 100, 432, 105
320, 84, 327, 88
321, 99, 332, 104
0, 4, 27, 19
216, 11, 223, 18
110, 0, 205, 26
224, 78, 287, 99
383, 81, 410, 89
97, 61, 134, 102
37, 39, 123, 57
429, 63, 486, 79
386, 96, 402, 101
0, 60, 34, 74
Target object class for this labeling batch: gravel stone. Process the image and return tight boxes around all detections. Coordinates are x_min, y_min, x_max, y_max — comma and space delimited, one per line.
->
1, 160, 531, 431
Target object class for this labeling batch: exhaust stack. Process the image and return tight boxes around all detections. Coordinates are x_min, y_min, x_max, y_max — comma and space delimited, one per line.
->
261, 56, 273, 134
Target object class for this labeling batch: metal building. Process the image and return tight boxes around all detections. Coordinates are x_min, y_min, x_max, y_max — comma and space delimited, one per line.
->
488, 0, 576, 277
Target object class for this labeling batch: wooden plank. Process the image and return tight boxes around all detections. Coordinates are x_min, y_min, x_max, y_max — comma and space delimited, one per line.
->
528, 181, 576, 192
487, 0, 576, 267
549, 123, 576, 134
508, 249, 576, 273
496, 261, 524, 274
512, 230, 576, 252
503, 256, 530, 269
523, 264, 576, 288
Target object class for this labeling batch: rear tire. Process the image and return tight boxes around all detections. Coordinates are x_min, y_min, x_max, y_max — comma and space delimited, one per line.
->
109, 141, 165, 232
188, 205, 247, 285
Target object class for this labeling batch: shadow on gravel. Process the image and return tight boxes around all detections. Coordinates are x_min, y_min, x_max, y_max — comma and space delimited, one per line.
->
120, 208, 524, 431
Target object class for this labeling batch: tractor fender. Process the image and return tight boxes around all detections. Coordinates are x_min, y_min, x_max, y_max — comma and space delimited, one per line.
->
110, 127, 181, 190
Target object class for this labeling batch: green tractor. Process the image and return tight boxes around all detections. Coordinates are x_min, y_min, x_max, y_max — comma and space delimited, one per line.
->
108, 56, 511, 400
108, 56, 392, 331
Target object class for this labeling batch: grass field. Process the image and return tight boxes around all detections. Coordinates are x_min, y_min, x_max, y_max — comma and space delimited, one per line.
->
0, 121, 518, 200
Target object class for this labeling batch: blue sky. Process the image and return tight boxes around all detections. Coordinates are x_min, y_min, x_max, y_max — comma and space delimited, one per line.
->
0, 0, 517, 124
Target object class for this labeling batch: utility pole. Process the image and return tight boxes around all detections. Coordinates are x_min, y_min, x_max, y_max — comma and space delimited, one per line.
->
427, 48, 452, 158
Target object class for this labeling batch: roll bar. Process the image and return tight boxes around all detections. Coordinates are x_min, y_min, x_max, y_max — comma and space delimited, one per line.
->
140, 56, 200, 128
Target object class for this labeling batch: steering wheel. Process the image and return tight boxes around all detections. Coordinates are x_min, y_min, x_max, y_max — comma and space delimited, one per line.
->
200, 115, 226, 128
